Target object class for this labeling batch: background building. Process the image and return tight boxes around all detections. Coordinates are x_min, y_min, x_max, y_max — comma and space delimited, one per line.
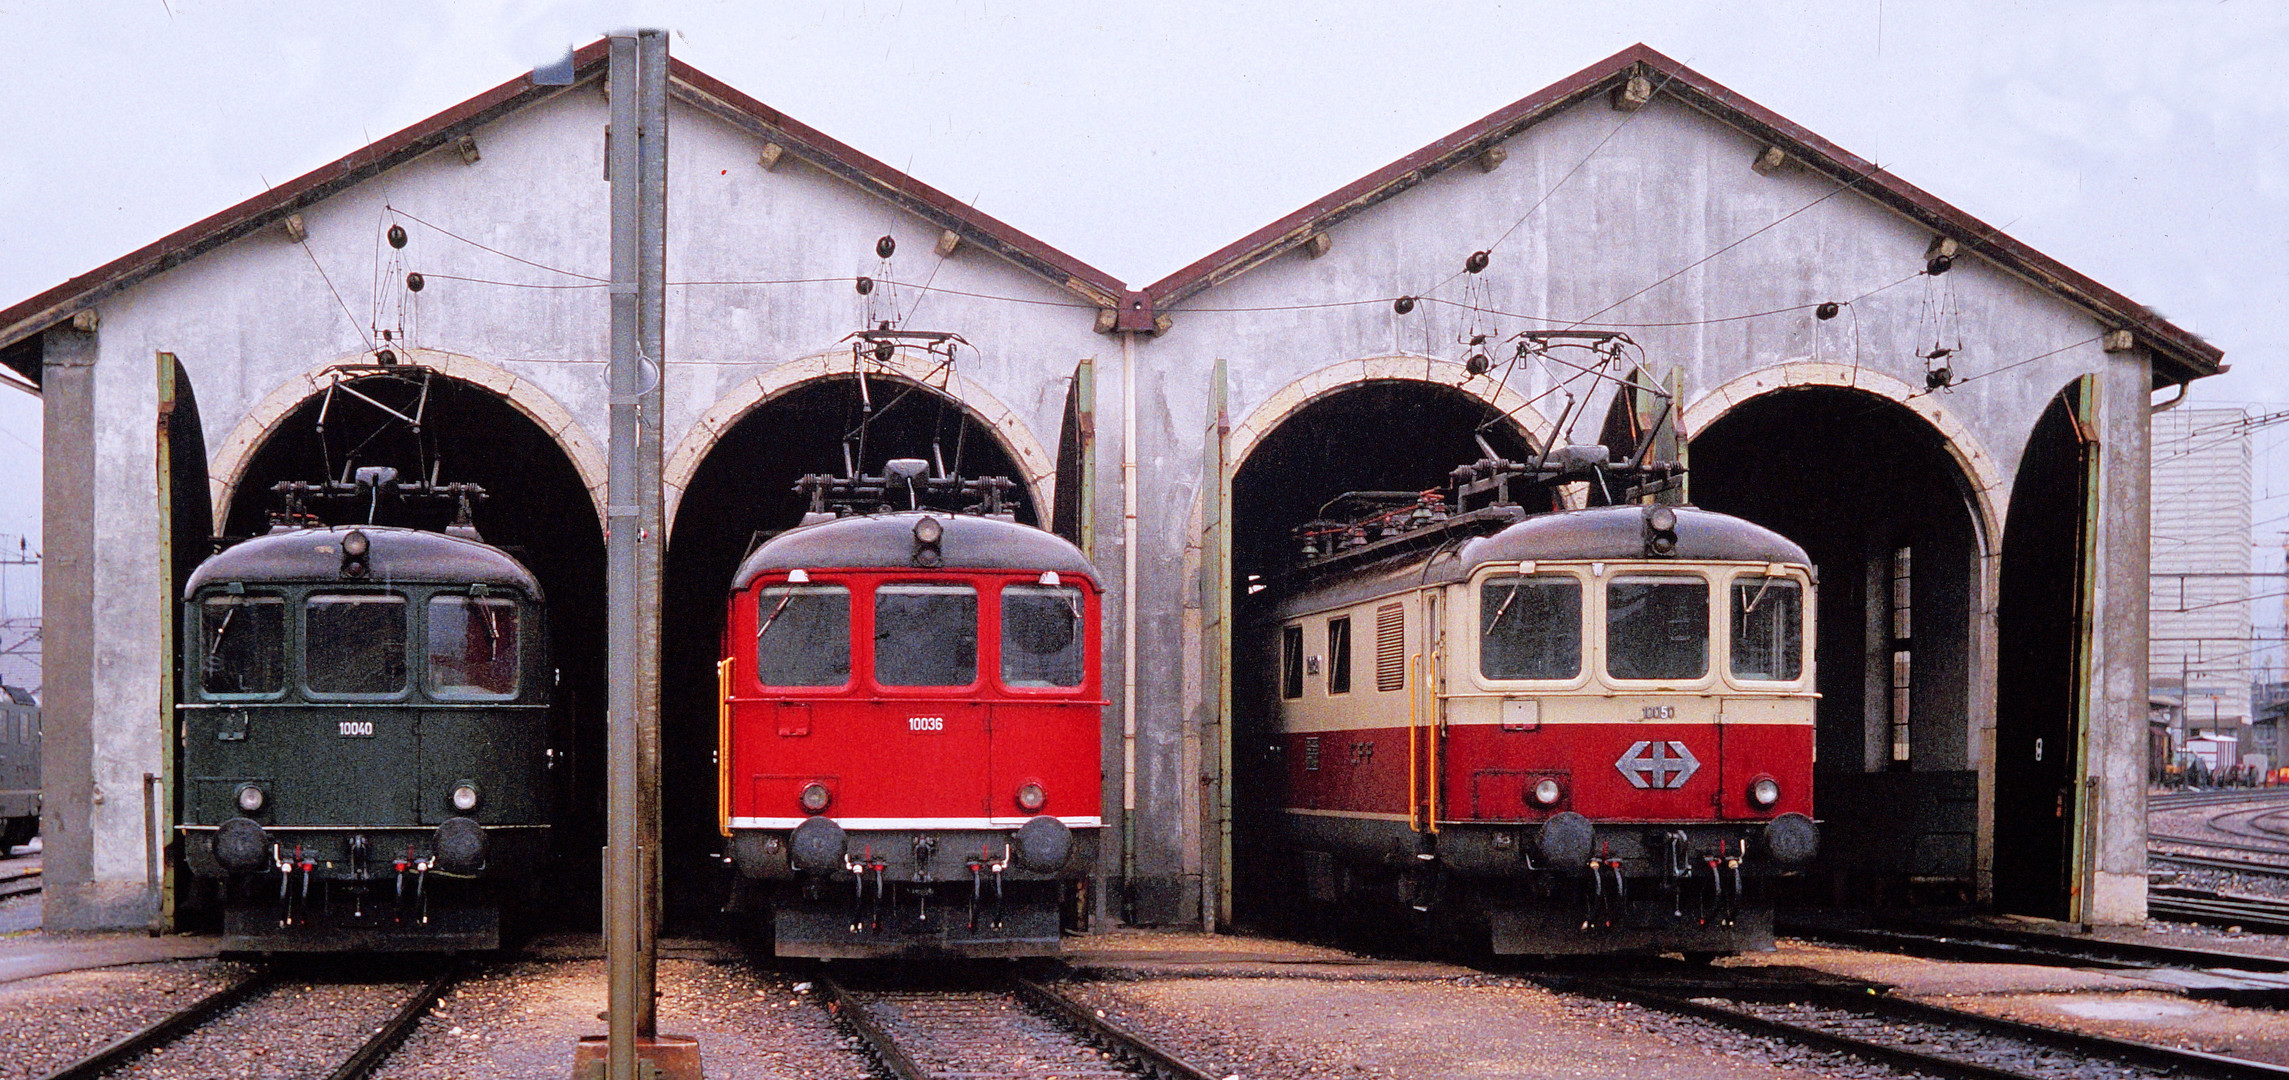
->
2150, 407, 2256, 765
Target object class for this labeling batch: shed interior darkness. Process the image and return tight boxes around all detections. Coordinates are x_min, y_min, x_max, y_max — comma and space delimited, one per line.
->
1689, 386, 1981, 904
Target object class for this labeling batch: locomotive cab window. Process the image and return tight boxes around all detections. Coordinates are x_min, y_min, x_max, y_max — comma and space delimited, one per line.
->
756, 584, 851, 688
1605, 575, 1708, 681
1327, 617, 1352, 694
1480, 574, 1582, 680
876, 583, 978, 687
305, 593, 409, 695
199, 595, 286, 697
1280, 624, 1305, 699
1729, 575, 1804, 682
428, 595, 521, 699
1002, 583, 1084, 688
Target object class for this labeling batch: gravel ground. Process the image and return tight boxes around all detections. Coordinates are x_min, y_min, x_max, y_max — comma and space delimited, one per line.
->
0, 958, 255, 1080
112, 975, 430, 1080
373, 957, 870, 1079
1055, 973, 1935, 1080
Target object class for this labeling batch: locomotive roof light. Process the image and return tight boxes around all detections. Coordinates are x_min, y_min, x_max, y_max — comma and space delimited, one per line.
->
235, 782, 267, 814
451, 782, 481, 813
912, 515, 944, 568
1642, 505, 1678, 557
1529, 777, 1564, 808
341, 528, 372, 578
1038, 571, 1060, 586
799, 782, 833, 814
1747, 776, 1781, 810
1015, 780, 1047, 812
786, 569, 811, 584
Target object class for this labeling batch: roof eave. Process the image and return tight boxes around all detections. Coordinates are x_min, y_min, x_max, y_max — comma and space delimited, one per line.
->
0, 41, 616, 354
1142, 43, 2222, 384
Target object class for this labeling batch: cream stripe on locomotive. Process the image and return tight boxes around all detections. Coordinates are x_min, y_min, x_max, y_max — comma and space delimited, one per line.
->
1277, 693, 1816, 733
728, 815, 1105, 830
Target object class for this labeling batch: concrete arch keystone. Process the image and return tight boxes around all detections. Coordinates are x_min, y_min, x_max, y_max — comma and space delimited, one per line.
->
1679, 360, 2005, 554
208, 347, 607, 529
664, 351, 1058, 536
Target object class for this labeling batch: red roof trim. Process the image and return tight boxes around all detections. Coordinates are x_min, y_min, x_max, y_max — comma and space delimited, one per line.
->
0, 40, 1126, 352
1142, 43, 2221, 382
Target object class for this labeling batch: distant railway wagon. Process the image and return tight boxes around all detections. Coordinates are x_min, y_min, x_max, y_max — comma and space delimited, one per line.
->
178, 523, 554, 951
0, 685, 35, 855
1254, 460, 1819, 955
721, 465, 1104, 957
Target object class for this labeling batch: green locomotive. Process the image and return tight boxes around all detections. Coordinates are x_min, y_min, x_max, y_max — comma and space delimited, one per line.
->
178, 523, 552, 951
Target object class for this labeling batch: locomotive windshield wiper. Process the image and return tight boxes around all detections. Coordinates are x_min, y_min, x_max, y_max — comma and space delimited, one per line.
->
756, 592, 798, 641
207, 605, 238, 656
1740, 575, 1776, 614
1488, 584, 1523, 628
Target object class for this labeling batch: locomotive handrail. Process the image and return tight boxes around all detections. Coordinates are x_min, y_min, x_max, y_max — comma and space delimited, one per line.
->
716, 658, 732, 838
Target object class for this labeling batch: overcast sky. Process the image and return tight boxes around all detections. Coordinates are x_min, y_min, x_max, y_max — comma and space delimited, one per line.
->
2, 0, 2284, 620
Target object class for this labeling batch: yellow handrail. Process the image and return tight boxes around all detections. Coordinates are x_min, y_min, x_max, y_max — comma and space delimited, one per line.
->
1406, 652, 1421, 832
1425, 651, 1440, 834
717, 658, 733, 838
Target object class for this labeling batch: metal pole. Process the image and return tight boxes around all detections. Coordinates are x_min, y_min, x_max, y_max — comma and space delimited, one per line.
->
603, 31, 642, 1080
634, 26, 669, 1040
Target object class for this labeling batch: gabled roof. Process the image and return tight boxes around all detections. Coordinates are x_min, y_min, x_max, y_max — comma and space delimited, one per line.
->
1140, 43, 2224, 387
0, 39, 1127, 382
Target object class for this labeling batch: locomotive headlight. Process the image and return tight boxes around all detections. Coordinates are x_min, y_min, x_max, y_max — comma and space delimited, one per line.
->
1642, 505, 1679, 557
1748, 776, 1781, 809
799, 782, 832, 813
1016, 781, 1047, 812
1529, 777, 1564, 807
235, 783, 266, 813
451, 782, 481, 813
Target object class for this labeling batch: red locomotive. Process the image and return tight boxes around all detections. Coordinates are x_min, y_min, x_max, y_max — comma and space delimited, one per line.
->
1256, 448, 1818, 955
719, 461, 1102, 957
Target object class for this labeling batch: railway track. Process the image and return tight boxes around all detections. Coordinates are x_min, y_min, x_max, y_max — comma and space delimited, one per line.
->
821, 974, 1218, 1080
35, 964, 458, 1080
1783, 916, 2289, 974
1583, 974, 2289, 1080
0, 864, 39, 900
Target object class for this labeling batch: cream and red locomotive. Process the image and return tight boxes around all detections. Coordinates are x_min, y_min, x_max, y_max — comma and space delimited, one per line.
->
720, 462, 1102, 957
1258, 452, 1818, 955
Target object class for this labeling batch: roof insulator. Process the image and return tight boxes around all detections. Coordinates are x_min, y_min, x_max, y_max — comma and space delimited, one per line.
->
1394, 296, 1416, 315
1924, 236, 1960, 276
387, 223, 408, 249
855, 276, 874, 295
876, 235, 897, 259
405, 272, 425, 293
1816, 302, 1839, 321
1464, 250, 1491, 275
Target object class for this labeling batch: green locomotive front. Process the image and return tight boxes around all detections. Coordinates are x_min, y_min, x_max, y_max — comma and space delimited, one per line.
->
178, 525, 552, 951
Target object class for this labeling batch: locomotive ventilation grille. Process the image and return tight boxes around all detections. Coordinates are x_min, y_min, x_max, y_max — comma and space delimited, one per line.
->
1375, 603, 1405, 692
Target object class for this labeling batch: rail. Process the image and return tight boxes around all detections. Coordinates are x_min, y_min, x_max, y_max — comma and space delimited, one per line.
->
821, 975, 1219, 1080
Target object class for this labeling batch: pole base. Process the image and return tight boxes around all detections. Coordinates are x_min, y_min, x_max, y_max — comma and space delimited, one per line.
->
571, 1034, 702, 1080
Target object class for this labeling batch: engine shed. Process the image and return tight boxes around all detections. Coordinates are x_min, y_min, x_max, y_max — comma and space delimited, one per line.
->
0, 42, 2215, 932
